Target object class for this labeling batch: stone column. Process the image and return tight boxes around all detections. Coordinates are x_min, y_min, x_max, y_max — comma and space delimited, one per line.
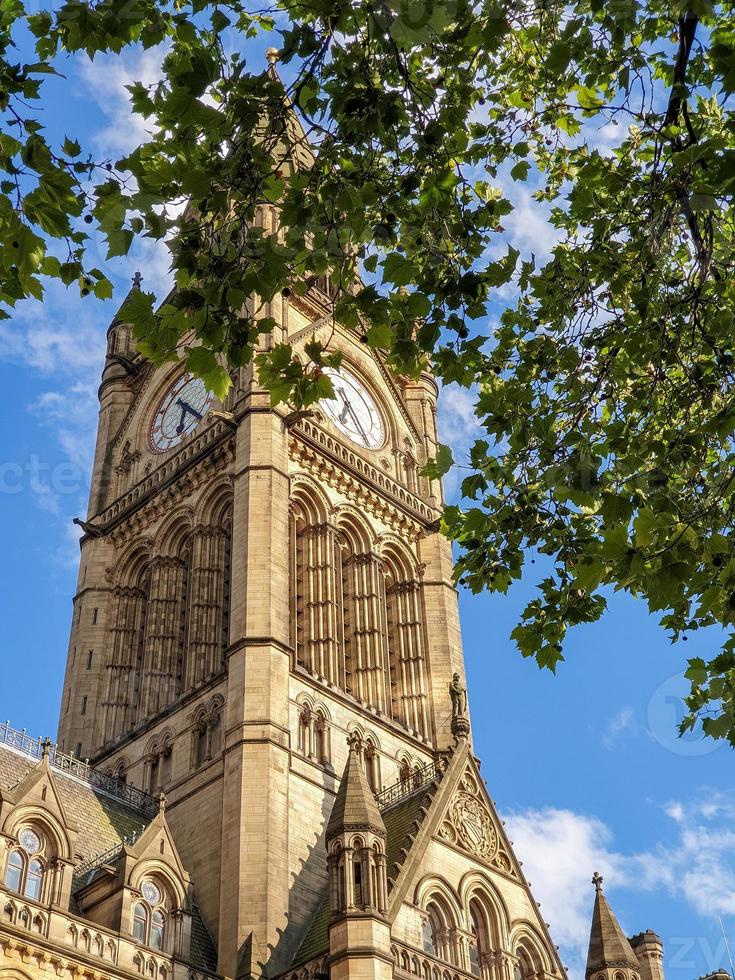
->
218, 377, 292, 979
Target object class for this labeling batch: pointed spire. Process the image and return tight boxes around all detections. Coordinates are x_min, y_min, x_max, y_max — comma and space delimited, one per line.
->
326, 736, 386, 842
586, 872, 640, 979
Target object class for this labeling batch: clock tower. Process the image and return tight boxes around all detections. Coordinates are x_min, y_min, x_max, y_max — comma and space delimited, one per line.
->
57, 237, 475, 973
0, 59, 673, 980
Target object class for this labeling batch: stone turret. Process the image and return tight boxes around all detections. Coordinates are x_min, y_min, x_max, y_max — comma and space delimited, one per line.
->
326, 736, 392, 980
629, 931, 665, 980
586, 873, 642, 980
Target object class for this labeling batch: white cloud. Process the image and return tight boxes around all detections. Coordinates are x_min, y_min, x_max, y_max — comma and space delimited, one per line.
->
504, 795, 735, 980
602, 705, 637, 750
437, 383, 485, 501
77, 46, 167, 157
504, 806, 626, 979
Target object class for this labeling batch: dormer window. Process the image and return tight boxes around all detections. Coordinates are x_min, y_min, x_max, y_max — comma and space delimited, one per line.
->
132, 879, 169, 951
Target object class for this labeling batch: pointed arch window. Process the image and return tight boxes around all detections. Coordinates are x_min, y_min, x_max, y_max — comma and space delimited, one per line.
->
5, 851, 23, 893
132, 879, 169, 950
150, 910, 166, 950
468, 899, 490, 977
25, 860, 44, 901
5, 827, 49, 902
133, 903, 148, 942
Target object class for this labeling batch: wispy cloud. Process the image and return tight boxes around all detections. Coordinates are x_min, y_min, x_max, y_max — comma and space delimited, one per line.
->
602, 705, 637, 750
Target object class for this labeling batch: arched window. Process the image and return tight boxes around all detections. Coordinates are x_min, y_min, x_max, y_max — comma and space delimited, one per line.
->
422, 897, 456, 964
132, 880, 169, 950
5, 828, 50, 902
148, 753, 160, 794
133, 903, 148, 942
151, 910, 166, 950
364, 742, 381, 793
468, 899, 490, 977
210, 705, 222, 758
423, 904, 443, 957
298, 706, 311, 755
5, 851, 24, 893
314, 711, 330, 764
25, 860, 44, 901
516, 944, 541, 980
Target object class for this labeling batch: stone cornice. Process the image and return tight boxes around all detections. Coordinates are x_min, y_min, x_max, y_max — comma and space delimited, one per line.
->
289, 422, 438, 538
92, 424, 235, 542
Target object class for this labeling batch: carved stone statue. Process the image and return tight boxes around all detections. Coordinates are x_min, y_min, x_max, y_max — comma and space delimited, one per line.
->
449, 673, 467, 718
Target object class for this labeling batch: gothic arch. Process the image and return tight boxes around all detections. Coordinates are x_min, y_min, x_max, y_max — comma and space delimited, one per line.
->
334, 506, 375, 553
154, 507, 194, 556
509, 923, 554, 976
129, 861, 186, 911
3, 807, 71, 863
414, 876, 463, 926
459, 872, 511, 944
196, 481, 234, 526
114, 540, 153, 588
291, 477, 331, 524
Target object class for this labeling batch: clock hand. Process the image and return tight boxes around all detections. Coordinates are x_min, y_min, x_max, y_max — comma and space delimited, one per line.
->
345, 401, 369, 445
176, 398, 203, 421
336, 388, 351, 424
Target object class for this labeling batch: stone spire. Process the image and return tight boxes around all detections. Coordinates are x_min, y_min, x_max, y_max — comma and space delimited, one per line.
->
586, 873, 640, 980
326, 735, 385, 842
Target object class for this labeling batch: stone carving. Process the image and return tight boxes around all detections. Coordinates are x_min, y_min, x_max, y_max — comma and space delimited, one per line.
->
451, 792, 498, 861
450, 673, 470, 739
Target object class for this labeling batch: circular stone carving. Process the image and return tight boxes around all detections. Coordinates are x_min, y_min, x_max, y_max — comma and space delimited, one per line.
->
452, 793, 498, 860
19, 828, 41, 854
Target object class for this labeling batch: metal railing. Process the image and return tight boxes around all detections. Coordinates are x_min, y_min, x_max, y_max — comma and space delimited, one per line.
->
0, 721, 156, 816
375, 760, 445, 810
72, 828, 144, 884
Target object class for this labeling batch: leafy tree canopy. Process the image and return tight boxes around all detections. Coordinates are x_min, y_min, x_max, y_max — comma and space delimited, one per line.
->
2, 0, 735, 743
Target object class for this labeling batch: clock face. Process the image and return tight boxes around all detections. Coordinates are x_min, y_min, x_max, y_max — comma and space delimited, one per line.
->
150, 374, 213, 454
321, 368, 385, 449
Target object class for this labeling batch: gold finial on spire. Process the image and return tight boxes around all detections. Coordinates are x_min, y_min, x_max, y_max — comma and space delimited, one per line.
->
266, 47, 279, 66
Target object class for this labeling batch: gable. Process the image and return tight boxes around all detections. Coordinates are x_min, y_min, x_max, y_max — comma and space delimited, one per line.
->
386, 741, 565, 978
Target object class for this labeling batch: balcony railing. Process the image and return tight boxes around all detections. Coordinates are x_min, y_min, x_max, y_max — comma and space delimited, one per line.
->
375, 760, 445, 810
0, 721, 156, 817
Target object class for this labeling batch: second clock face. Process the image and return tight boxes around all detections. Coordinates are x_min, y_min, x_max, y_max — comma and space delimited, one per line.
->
321, 368, 385, 449
150, 374, 213, 454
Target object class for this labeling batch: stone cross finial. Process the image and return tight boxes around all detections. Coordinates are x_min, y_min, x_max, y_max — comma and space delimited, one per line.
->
347, 731, 362, 754
266, 47, 279, 65
132, 270, 143, 289
41, 737, 52, 759
158, 791, 167, 814
592, 871, 604, 892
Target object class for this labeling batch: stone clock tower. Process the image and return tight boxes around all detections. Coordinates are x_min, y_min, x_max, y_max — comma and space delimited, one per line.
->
41, 68, 667, 980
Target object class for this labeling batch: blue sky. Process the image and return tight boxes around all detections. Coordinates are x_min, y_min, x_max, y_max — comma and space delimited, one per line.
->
0, 32, 734, 980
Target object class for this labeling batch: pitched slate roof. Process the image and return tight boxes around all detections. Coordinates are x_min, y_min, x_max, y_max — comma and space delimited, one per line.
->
0, 742, 149, 865
191, 904, 219, 973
